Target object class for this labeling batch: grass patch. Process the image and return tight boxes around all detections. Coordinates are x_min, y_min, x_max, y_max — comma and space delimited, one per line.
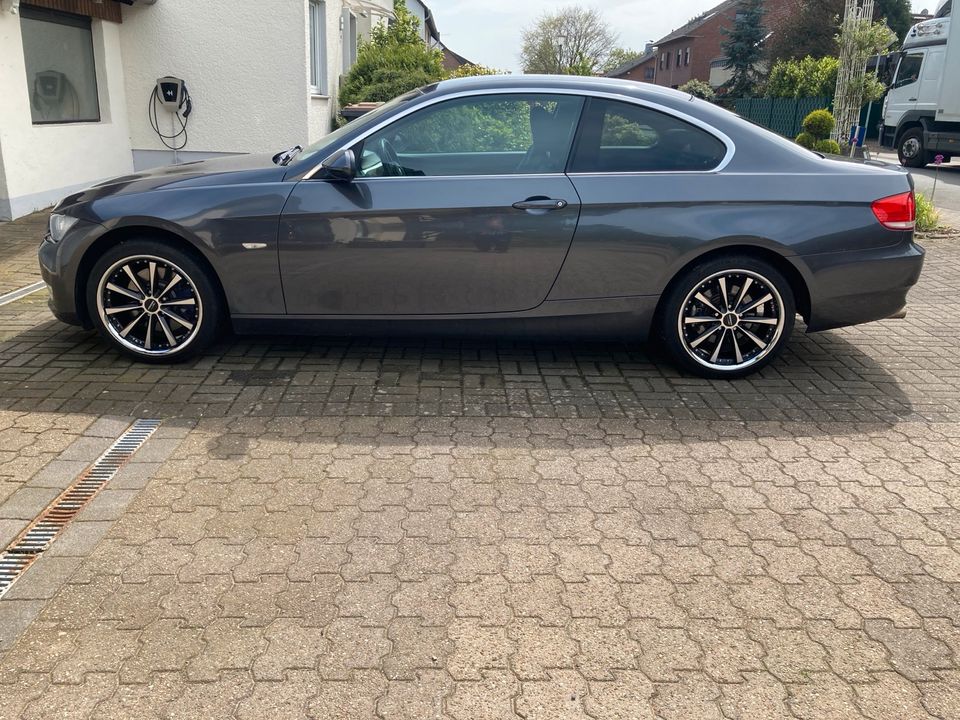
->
916, 192, 940, 232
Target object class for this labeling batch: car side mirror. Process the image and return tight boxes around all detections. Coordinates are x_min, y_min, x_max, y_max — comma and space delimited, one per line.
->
321, 149, 357, 181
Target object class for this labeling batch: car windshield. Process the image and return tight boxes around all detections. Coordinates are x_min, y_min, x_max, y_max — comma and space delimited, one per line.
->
295, 89, 426, 166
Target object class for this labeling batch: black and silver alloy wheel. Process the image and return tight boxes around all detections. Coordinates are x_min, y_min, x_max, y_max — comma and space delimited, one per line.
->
659, 256, 795, 379
96, 255, 203, 356
88, 239, 221, 362
678, 269, 785, 372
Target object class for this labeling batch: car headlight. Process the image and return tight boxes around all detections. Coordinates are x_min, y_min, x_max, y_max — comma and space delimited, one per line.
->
48, 213, 80, 243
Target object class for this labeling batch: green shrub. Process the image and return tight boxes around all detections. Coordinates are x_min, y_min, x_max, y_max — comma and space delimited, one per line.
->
795, 132, 817, 150
766, 56, 839, 98
339, 0, 444, 106
814, 139, 842, 155
678, 79, 716, 102
802, 109, 835, 140
915, 193, 940, 232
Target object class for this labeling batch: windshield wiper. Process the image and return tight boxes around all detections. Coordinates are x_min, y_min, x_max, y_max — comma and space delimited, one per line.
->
273, 145, 303, 166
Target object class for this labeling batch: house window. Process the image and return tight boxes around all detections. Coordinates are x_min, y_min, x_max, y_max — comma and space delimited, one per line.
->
660, 53, 665, 70
684, 48, 691, 66
309, 0, 328, 95
20, 6, 100, 124
342, 9, 358, 71
677, 49, 682, 67
644, 67, 655, 80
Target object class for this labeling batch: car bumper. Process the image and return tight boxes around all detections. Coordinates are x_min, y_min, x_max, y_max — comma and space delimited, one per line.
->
38, 220, 104, 328
800, 238, 925, 332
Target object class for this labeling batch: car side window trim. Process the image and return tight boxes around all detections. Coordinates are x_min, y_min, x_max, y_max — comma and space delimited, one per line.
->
302, 87, 735, 180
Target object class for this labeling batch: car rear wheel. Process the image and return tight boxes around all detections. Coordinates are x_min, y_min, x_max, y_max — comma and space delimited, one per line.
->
87, 239, 222, 362
658, 256, 795, 379
898, 128, 930, 168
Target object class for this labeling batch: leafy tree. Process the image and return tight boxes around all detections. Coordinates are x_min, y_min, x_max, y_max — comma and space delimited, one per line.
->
520, 6, 618, 75
768, 0, 841, 64
766, 56, 839, 97
339, 0, 444, 106
721, 0, 767, 98
602, 47, 644, 75
768, 0, 911, 63
874, 0, 913, 42
445, 63, 509, 79
679, 79, 716, 101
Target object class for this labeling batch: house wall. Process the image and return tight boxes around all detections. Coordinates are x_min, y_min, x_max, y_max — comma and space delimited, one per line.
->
612, 59, 657, 83
119, 1, 310, 169
0, 10, 133, 220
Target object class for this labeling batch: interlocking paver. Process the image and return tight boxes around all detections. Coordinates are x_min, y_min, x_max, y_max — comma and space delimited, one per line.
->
2, 217, 960, 717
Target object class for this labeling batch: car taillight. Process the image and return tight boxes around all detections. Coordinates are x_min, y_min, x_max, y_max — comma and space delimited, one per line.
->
872, 192, 916, 231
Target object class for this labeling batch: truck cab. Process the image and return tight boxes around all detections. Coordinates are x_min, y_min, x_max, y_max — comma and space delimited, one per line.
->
881, 0, 958, 167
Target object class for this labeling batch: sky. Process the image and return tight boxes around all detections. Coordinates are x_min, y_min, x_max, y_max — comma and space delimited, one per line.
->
429, 0, 937, 74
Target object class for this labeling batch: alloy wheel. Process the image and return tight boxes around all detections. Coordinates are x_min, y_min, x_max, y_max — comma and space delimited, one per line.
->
96, 255, 203, 356
677, 269, 785, 372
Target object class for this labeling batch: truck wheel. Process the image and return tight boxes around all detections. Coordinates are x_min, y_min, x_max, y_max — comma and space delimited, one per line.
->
898, 128, 930, 168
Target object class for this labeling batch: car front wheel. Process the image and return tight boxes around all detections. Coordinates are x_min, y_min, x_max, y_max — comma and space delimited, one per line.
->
87, 239, 222, 362
659, 256, 795, 379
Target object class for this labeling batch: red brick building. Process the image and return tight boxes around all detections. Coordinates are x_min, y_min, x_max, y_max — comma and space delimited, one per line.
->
611, 0, 796, 89
606, 48, 658, 83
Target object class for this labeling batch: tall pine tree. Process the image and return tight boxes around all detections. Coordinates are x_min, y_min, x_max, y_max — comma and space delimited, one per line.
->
722, 0, 767, 98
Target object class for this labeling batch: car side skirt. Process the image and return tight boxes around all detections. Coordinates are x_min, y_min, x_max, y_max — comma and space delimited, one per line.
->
230, 296, 660, 341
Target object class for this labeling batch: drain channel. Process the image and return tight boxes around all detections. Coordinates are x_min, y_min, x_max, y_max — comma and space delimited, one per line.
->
0, 281, 46, 307
0, 419, 161, 599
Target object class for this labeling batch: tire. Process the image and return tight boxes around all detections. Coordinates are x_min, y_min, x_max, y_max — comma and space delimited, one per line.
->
86, 238, 222, 363
657, 255, 796, 380
898, 128, 930, 168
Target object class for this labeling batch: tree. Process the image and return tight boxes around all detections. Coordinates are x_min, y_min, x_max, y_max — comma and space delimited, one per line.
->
832, 14, 896, 144
766, 56, 839, 97
445, 63, 509, 79
339, 0, 444, 106
519, 6, 618, 75
679, 79, 716, 101
768, 0, 911, 63
721, 0, 767, 98
768, 0, 841, 63
601, 48, 644, 75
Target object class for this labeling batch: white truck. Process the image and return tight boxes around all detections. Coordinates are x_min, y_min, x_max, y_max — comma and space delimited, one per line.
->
881, 0, 958, 167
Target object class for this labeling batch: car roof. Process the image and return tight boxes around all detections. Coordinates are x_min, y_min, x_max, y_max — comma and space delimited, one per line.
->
431, 74, 691, 105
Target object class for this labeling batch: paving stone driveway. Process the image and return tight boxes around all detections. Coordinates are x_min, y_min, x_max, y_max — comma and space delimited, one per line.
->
0, 218, 959, 718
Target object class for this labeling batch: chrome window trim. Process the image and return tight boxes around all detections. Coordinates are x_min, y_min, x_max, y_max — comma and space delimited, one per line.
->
303, 87, 736, 179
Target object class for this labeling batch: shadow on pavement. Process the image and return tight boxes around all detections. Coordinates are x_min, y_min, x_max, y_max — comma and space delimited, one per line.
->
0, 315, 919, 446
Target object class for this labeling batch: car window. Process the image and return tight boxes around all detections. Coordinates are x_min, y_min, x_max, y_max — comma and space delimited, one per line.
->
894, 54, 923, 88
570, 98, 727, 173
356, 94, 584, 178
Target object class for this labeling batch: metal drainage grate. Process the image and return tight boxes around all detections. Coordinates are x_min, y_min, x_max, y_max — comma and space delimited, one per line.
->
0, 419, 161, 599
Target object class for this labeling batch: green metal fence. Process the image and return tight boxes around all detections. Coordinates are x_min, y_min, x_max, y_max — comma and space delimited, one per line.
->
733, 97, 833, 138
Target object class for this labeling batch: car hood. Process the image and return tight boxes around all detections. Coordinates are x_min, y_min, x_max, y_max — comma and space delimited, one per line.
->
55, 153, 289, 212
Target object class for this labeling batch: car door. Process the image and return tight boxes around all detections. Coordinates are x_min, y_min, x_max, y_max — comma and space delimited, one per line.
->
279, 93, 584, 315
549, 97, 731, 300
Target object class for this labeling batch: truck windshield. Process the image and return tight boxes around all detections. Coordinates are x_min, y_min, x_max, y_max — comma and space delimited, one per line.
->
937, 0, 951, 18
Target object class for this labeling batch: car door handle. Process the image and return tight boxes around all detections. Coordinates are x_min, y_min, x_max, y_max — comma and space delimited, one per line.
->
908, 97, 918, 101
513, 197, 568, 211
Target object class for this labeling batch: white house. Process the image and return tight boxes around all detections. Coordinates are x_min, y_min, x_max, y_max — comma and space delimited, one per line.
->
0, 0, 397, 220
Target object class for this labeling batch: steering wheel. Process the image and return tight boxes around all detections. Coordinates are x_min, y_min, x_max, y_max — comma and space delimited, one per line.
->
376, 137, 403, 176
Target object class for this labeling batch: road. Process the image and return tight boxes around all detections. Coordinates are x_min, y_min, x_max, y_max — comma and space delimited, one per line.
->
1, 212, 960, 717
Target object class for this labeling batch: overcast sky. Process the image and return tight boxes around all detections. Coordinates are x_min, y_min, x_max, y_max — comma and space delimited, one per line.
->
430, 0, 937, 73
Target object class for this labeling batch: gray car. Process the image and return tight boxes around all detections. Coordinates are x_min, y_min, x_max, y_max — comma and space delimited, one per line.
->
39, 75, 924, 378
